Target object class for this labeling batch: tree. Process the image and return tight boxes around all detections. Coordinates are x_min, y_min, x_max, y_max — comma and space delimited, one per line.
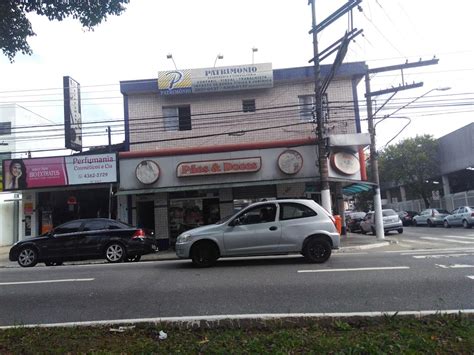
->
378, 135, 440, 208
0, 0, 129, 62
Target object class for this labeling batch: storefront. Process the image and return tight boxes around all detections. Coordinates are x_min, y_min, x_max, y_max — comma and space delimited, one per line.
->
117, 138, 365, 249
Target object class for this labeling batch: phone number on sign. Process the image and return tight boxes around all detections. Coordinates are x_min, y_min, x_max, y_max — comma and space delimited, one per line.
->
78, 172, 109, 179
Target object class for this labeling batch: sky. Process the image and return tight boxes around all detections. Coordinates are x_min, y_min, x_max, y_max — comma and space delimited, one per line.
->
0, 0, 473, 157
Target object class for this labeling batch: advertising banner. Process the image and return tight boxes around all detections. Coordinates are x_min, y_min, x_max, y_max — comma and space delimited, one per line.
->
158, 63, 273, 95
63, 76, 83, 151
1, 153, 117, 191
177, 157, 261, 177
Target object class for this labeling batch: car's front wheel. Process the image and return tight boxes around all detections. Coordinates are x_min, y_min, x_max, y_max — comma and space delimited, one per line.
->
444, 220, 451, 228
398, 228, 403, 234
18, 247, 38, 267
105, 243, 125, 263
413, 220, 418, 227
303, 239, 331, 263
463, 220, 472, 229
191, 241, 219, 268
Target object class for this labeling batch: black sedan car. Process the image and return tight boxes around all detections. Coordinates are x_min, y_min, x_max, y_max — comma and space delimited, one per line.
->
9, 218, 157, 267
398, 211, 419, 226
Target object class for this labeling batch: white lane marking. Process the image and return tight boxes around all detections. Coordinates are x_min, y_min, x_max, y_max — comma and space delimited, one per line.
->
399, 239, 439, 246
386, 247, 474, 254
0, 278, 94, 286
441, 235, 474, 241
468, 276, 474, 280
413, 254, 470, 259
421, 237, 474, 244
2, 309, 474, 329
435, 264, 474, 269
298, 266, 409, 273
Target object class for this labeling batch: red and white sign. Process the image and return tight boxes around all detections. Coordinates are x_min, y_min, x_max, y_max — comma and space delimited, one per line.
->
177, 157, 261, 177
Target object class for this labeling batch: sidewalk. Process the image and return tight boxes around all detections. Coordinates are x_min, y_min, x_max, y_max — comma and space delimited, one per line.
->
0, 233, 391, 268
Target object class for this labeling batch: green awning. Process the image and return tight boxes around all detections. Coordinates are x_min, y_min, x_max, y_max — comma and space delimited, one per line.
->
343, 182, 374, 195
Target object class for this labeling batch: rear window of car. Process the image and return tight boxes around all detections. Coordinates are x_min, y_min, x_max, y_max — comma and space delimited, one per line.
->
436, 209, 450, 214
83, 220, 108, 231
280, 203, 317, 220
350, 212, 366, 219
382, 210, 397, 216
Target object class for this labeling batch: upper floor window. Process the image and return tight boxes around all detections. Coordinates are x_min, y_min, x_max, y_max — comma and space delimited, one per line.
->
242, 99, 256, 113
163, 106, 191, 131
0, 122, 12, 136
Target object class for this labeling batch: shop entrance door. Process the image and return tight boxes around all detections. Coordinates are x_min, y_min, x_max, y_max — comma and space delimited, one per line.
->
136, 201, 155, 232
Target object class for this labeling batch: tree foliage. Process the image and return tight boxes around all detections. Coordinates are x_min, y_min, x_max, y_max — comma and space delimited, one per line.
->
0, 0, 129, 62
378, 135, 440, 208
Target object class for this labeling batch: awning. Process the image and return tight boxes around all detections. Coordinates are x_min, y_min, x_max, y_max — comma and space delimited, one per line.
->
343, 182, 374, 195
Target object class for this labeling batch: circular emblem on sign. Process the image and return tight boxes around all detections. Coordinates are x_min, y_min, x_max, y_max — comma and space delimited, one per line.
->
135, 160, 160, 185
278, 150, 303, 175
330, 151, 360, 175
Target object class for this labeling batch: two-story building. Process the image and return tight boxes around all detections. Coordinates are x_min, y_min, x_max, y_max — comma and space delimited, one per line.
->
117, 62, 369, 249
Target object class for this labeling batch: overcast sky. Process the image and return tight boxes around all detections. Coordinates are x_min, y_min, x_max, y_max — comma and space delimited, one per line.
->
0, 0, 472, 155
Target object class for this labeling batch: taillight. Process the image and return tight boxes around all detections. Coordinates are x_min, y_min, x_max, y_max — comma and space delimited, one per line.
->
132, 229, 146, 239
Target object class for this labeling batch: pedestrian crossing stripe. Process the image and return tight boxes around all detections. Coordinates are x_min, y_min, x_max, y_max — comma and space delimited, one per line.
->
421, 237, 474, 244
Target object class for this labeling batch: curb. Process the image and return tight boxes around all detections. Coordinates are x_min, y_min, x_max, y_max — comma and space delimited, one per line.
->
339, 241, 390, 251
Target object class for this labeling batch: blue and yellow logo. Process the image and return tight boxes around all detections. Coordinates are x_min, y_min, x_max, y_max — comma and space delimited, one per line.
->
158, 70, 192, 95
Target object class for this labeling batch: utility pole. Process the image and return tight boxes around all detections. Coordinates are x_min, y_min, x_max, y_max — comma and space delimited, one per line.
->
365, 58, 439, 240
309, 0, 331, 213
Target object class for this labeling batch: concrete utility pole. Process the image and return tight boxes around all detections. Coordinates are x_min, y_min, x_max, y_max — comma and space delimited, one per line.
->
309, 0, 331, 213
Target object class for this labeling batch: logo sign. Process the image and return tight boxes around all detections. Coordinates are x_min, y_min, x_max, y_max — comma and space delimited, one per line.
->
177, 157, 261, 177
1, 153, 117, 191
158, 63, 273, 95
63, 76, 83, 151
278, 150, 303, 175
135, 160, 160, 185
330, 151, 360, 176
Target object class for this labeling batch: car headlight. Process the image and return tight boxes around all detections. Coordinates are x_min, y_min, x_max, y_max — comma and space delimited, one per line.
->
177, 233, 192, 243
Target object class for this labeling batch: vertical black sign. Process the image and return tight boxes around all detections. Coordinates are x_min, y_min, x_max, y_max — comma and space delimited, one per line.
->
63, 76, 82, 151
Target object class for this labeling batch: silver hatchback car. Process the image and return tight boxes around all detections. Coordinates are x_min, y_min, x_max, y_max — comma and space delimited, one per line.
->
359, 209, 403, 235
175, 199, 340, 267
444, 206, 474, 229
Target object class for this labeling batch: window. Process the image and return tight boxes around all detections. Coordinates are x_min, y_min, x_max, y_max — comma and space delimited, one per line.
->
236, 204, 277, 225
280, 203, 317, 220
83, 220, 107, 231
53, 221, 83, 234
163, 106, 191, 131
0, 122, 11, 136
242, 99, 256, 113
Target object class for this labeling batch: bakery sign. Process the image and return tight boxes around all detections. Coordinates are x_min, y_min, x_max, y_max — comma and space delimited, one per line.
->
177, 157, 261, 177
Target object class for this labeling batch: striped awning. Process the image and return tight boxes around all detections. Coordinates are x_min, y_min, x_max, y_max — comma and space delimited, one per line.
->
343, 182, 374, 195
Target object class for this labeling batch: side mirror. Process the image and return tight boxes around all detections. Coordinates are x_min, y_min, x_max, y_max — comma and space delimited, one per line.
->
229, 218, 241, 227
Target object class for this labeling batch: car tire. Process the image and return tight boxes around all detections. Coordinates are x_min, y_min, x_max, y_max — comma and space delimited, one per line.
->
444, 220, 451, 228
361, 229, 367, 234
191, 241, 219, 268
105, 243, 126, 263
303, 239, 331, 264
17, 247, 38, 268
463, 220, 472, 229
398, 228, 403, 234
413, 220, 418, 227
427, 219, 435, 228
371, 226, 376, 235
45, 261, 63, 266
126, 255, 141, 262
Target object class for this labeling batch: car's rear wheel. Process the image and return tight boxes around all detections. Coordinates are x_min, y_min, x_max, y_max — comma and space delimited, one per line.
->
18, 247, 38, 267
126, 255, 141, 262
398, 228, 403, 234
105, 243, 125, 263
463, 219, 472, 229
303, 239, 331, 264
427, 219, 435, 228
444, 220, 450, 228
413, 220, 418, 227
45, 261, 63, 266
191, 241, 219, 268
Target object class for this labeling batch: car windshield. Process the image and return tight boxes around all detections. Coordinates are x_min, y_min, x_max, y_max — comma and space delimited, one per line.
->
382, 210, 397, 216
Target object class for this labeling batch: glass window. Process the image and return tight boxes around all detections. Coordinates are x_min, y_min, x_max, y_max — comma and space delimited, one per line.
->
83, 220, 108, 231
382, 209, 397, 216
54, 221, 83, 234
242, 99, 256, 113
0, 122, 11, 136
237, 204, 277, 225
163, 106, 191, 131
280, 203, 317, 220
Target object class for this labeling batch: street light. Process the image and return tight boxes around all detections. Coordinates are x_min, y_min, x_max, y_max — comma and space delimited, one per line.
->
166, 53, 178, 70
252, 47, 258, 64
214, 54, 223, 67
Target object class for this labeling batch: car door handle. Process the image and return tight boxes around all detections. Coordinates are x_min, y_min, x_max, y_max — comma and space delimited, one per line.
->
269, 226, 278, 231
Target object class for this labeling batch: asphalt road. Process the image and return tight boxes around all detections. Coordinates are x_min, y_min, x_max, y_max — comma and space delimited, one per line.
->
1, 237, 473, 327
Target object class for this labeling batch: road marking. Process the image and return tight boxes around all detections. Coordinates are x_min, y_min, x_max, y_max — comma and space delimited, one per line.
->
399, 239, 439, 246
468, 276, 474, 280
0, 278, 94, 286
298, 266, 409, 273
412, 253, 471, 259
2, 309, 474, 329
386, 247, 474, 254
435, 264, 474, 269
420, 237, 474, 244
441, 235, 474, 241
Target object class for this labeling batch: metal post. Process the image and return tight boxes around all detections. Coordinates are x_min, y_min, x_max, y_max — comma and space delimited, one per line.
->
365, 73, 384, 240
107, 126, 113, 219
310, 0, 331, 213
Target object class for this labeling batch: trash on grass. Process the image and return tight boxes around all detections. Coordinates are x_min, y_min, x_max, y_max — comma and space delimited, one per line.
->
159, 330, 168, 340
109, 326, 136, 333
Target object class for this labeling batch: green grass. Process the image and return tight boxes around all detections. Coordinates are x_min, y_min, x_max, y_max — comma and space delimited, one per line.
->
0, 314, 473, 354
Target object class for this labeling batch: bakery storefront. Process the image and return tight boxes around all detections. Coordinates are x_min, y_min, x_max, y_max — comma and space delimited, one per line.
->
116, 138, 366, 249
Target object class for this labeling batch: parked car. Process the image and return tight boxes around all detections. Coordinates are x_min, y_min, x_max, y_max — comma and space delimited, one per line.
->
9, 218, 157, 267
175, 199, 340, 267
346, 211, 367, 233
412, 208, 450, 227
443, 206, 474, 228
398, 210, 419, 226
359, 209, 403, 235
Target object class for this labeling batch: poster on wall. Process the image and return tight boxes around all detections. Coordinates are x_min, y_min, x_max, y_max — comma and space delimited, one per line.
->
1, 153, 117, 191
